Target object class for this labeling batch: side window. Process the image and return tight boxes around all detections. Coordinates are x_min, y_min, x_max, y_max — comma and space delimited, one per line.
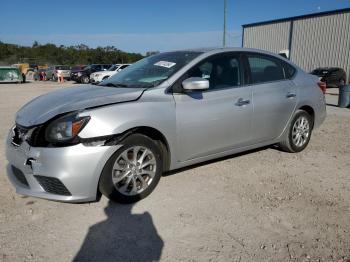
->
247, 55, 284, 84
187, 55, 241, 90
120, 65, 129, 69
283, 62, 296, 79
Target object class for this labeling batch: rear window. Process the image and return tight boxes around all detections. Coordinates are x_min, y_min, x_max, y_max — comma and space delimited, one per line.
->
91, 65, 102, 70
247, 55, 284, 84
72, 66, 86, 71
283, 62, 296, 79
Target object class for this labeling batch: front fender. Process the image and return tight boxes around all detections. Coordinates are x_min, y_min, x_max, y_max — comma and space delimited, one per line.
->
77, 88, 177, 167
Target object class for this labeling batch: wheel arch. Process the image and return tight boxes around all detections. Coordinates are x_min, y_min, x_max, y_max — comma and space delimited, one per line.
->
107, 126, 171, 172
298, 105, 315, 127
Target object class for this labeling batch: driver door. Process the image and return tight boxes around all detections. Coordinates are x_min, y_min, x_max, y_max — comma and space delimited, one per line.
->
173, 53, 253, 162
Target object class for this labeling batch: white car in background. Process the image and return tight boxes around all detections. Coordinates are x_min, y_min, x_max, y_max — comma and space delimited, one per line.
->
90, 64, 130, 84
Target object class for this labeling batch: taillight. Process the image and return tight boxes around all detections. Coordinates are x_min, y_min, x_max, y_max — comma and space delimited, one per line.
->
317, 81, 326, 94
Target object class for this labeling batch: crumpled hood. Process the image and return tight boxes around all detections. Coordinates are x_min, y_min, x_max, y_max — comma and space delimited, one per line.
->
16, 84, 146, 127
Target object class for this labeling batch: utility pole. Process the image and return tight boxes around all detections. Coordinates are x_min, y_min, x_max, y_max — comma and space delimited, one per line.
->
223, 0, 227, 47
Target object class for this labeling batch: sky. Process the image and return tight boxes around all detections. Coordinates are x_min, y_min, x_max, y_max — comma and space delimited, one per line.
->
0, 0, 349, 54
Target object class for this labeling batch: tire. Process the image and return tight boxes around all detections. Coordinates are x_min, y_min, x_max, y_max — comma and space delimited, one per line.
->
279, 110, 313, 153
99, 134, 163, 204
81, 76, 90, 84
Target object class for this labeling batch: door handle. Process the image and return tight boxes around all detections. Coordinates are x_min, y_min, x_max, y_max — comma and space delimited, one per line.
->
235, 98, 250, 106
286, 93, 296, 98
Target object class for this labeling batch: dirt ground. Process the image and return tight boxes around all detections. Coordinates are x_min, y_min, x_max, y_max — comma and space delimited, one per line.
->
0, 81, 349, 262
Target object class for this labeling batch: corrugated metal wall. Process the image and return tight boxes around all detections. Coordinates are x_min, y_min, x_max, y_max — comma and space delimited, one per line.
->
243, 21, 290, 54
291, 12, 350, 79
243, 11, 350, 81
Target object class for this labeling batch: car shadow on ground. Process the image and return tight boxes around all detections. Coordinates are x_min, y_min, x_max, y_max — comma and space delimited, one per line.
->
73, 201, 164, 262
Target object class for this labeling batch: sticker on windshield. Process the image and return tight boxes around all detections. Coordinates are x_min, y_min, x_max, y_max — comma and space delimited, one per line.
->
154, 61, 176, 68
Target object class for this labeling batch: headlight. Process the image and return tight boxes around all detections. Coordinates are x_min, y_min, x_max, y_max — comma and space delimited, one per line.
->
45, 113, 90, 143
77, 72, 82, 77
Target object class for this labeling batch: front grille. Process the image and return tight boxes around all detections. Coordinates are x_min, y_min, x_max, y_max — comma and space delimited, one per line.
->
34, 175, 71, 196
11, 166, 29, 187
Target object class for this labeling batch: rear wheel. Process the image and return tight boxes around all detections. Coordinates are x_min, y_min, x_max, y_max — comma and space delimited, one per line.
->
99, 134, 163, 203
279, 110, 313, 153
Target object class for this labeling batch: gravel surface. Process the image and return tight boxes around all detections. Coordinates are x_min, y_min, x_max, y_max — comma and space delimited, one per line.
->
0, 81, 349, 262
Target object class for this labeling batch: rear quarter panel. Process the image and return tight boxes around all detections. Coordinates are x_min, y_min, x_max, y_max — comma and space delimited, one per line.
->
293, 70, 326, 129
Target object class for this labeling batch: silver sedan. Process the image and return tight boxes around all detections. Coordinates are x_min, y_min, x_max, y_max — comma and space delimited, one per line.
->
6, 48, 326, 203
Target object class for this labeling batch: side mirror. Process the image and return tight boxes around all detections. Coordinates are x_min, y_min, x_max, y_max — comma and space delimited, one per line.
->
182, 77, 209, 91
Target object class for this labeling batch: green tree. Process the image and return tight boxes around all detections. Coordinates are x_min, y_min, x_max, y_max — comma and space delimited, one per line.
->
0, 41, 144, 66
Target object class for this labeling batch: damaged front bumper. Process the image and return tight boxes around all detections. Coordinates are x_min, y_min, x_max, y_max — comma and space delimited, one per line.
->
5, 130, 121, 202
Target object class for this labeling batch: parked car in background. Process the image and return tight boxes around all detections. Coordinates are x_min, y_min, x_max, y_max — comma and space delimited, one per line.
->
71, 65, 86, 72
71, 64, 112, 84
47, 65, 71, 81
90, 64, 130, 84
70, 65, 86, 81
6, 48, 326, 204
38, 69, 47, 81
0, 66, 23, 83
311, 67, 346, 88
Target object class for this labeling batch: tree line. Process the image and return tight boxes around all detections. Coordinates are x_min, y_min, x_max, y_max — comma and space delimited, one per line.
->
0, 41, 144, 66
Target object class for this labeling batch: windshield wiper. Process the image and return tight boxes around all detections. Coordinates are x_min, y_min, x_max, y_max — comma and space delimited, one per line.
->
101, 82, 128, 88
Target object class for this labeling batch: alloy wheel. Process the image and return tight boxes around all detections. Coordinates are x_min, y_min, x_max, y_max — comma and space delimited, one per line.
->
292, 116, 310, 147
111, 146, 157, 196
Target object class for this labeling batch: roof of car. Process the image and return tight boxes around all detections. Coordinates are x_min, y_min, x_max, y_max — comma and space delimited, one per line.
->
169, 47, 289, 61
0, 66, 19, 69
172, 47, 278, 54
314, 67, 341, 70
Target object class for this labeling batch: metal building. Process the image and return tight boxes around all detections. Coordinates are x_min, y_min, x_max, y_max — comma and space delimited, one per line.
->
242, 8, 350, 81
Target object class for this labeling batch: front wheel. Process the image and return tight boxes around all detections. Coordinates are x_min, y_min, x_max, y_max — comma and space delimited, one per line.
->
279, 110, 313, 153
99, 134, 163, 203
81, 76, 90, 84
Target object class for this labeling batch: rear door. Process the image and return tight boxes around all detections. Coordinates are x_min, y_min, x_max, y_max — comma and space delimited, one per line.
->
173, 53, 253, 162
244, 53, 297, 143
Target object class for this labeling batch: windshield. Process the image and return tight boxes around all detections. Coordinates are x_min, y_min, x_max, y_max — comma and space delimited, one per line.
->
57, 65, 70, 70
100, 51, 202, 88
108, 65, 119, 71
72, 65, 86, 71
